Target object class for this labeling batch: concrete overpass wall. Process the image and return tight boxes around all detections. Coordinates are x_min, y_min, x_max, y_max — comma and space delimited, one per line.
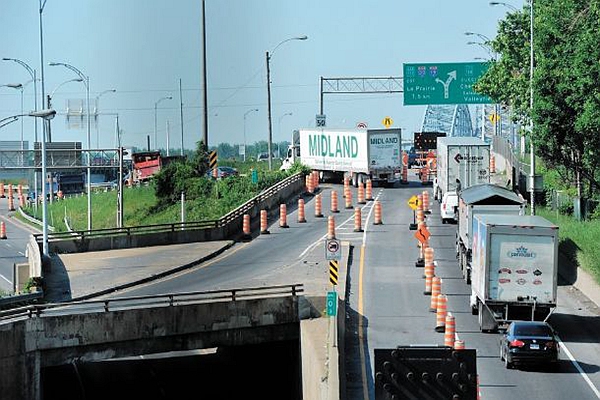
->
0, 295, 300, 400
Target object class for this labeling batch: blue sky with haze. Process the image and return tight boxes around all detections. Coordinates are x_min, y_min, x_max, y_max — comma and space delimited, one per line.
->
0, 0, 518, 151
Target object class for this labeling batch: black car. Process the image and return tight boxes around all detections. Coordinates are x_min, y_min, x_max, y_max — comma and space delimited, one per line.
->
500, 321, 559, 369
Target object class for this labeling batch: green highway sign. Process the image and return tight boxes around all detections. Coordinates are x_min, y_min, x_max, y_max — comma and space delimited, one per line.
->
403, 62, 492, 105
327, 291, 337, 317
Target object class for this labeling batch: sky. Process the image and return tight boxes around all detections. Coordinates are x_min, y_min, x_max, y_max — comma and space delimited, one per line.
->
0, 0, 519, 152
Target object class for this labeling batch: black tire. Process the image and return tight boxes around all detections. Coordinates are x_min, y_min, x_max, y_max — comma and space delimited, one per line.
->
504, 350, 513, 369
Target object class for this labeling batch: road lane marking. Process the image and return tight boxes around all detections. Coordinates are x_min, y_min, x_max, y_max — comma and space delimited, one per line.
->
358, 244, 368, 400
558, 337, 600, 398
0, 273, 11, 284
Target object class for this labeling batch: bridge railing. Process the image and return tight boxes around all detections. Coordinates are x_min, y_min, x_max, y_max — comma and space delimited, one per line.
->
32, 171, 304, 244
0, 283, 304, 322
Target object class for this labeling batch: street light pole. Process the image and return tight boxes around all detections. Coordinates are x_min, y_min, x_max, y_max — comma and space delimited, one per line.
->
266, 35, 307, 170
243, 108, 259, 162
3, 58, 39, 209
154, 96, 172, 152
95, 89, 117, 148
48, 61, 93, 230
529, 0, 535, 215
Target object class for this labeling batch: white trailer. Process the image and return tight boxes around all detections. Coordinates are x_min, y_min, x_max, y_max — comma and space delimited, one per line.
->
433, 137, 490, 201
456, 184, 526, 284
281, 128, 401, 186
470, 215, 559, 332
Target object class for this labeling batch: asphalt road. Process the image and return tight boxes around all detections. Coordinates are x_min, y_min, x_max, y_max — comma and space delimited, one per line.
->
115, 176, 600, 400
0, 195, 36, 293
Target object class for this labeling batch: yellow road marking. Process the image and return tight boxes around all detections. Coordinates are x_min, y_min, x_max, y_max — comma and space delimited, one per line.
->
358, 244, 369, 399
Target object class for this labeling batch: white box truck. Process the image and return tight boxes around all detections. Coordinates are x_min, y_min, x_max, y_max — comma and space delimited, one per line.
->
280, 128, 402, 186
456, 184, 526, 284
470, 215, 559, 332
433, 137, 490, 201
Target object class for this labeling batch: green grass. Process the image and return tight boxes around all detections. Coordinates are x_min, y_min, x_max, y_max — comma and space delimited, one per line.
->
537, 207, 600, 284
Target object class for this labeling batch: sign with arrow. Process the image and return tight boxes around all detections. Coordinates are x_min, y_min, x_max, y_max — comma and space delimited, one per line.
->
403, 62, 491, 105
407, 195, 420, 210
414, 225, 431, 244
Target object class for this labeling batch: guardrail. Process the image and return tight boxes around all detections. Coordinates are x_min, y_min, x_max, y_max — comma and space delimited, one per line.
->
0, 283, 304, 322
32, 171, 304, 244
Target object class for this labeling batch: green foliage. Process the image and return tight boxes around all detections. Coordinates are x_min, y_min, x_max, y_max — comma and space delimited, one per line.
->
476, 0, 600, 197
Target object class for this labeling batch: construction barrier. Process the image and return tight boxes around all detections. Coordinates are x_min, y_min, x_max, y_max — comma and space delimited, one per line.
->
0, 221, 6, 239
353, 207, 363, 232
279, 204, 289, 228
312, 171, 319, 190
242, 213, 251, 241
306, 175, 314, 194
430, 276, 442, 312
435, 294, 448, 332
17, 184, 22, 196
444, 312, 456, 348
8, 184, 12, 199
422, 190, 430, 214
421, 166, 429, 185
314, 194, 323, 218
366, 179, 373, 201
327, 215, 336, 239
0, 183, 4, 198
8, 194, 14, 211
297, 199, 306, 223
454, 339, 465, 350
330, 190, 339, 213
343, 176, 349, 198
260, 209, 270, 234
345, 189, 353, 209
490, 154, 496, 173
18, 194, 24, 208
373, 200, 383, 225
416, 209, 425, 225
357, 182, 366, 204
401, 165, 408, 185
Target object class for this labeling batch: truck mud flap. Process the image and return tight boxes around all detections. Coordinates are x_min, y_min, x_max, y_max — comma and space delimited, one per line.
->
478, 300, 498, 333
374, 346, 478, 400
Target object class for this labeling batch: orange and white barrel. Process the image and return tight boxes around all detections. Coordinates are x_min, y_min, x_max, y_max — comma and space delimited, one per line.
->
260, 209, 270, 234
330, 190, 339, 213
430, 276, 442, 312
306, 175, 314, 194
454, 339, 465, 350
242, 214, 251, 239
373, 200, 382, 225
401, 165, 408, 184
343, 176, 350, 198
327, 215, 336, 239
366, 179, 373, 201
421, 166, 429, 185
19, 194, 24, 208
279, 204, 289, 228
345, 189, 353, 209
8, 194, 14, 211
314, 194, 323, 218
7, 184, 13, 199
490, 154, 496, 173
0, 221, 6, 239
298, 199, 306, 223
353, 207, 363, 232
435, 294, 447, 332
0, 183, 4, 198
312, 171, 319, 190
357, 182, 366, 204
422, 190, 430, 213
444, 312, 456, 348
416, 209, 425, 225
17, 184, 22, 196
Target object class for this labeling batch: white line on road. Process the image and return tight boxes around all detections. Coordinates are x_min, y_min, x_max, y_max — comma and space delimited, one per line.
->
559, 337, 600, 398
0, 273, 11, 284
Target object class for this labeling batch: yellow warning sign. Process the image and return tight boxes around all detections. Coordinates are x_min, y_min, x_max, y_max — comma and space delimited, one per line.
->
489, 113, 500, 124
407, 195, 420, 210
382, 116, 393, 128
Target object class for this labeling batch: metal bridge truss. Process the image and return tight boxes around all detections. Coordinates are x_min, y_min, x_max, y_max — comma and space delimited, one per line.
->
319, 76, 403, 113
0, 149, 121, 170
420, 104, 475, 137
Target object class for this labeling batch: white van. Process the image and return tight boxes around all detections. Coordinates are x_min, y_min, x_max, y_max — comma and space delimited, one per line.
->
440, 192, 459, 224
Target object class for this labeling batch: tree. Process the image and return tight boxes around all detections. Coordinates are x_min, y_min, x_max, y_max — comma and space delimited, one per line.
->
475, 0, 600, 195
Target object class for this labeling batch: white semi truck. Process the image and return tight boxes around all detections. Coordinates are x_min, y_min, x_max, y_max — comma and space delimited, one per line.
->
470, 215, 559, 332
433, 137, 490, 202
280, 128, 402, 186
456, 184, 526, 284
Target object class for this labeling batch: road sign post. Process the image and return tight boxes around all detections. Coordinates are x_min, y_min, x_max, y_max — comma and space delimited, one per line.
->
407, 195, 419, 230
